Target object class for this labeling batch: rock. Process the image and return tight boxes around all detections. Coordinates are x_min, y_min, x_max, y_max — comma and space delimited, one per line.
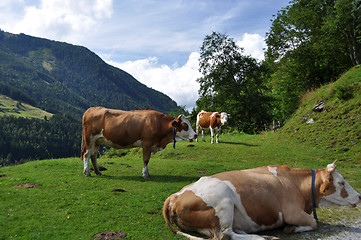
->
307, 118, 315, 124
312, 100, 325, 112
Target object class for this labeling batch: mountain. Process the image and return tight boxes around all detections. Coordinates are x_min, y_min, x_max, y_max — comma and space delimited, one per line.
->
0, 30, 180, 118
0, 30, 183, 165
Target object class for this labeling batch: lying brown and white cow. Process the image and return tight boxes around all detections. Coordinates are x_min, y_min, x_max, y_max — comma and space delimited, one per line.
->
81, 107, 197, 178
196, 110, 229, 144
163, 161, 361, 240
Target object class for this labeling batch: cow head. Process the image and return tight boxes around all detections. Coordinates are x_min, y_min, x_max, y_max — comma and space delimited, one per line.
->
220, 112, 229, 125
318, 161, 361, 208
172, 114, 197, 141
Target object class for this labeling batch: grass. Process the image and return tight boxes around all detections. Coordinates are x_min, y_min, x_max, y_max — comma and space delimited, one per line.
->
0, 132, 360, 240
280, 65, 361, 163
0, 94, 53, 119
1, 66, 360, 239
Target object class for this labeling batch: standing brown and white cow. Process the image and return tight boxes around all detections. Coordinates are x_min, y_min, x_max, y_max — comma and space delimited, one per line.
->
196, 110, 229, 144
81, 107, 197, 178
163, 161, 361, 240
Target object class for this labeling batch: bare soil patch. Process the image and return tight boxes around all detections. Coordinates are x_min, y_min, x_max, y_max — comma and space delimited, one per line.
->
92, 231, 127, 239
14, 184, 41, 188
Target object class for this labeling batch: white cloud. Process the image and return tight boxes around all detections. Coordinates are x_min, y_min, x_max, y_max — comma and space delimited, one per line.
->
105, 33, 267, 112
8, 0, 113, 44
106, 52, 202, 112
236, 33, 266, 61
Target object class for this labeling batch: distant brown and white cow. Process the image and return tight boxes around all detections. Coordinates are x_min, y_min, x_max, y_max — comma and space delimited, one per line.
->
163, 161, 361, 240
196, 110, 229, 144
81, 107, 197, 178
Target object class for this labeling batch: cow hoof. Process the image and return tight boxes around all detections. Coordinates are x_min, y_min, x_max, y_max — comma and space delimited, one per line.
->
142, 174, 151, 180
261, 236, 280, 240
95, 171, 102, 176
84, 172, 92, 177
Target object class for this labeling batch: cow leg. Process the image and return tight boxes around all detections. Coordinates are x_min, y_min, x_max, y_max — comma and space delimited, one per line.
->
83, 148, 92, 177
196, 124, 199, 142
282, 207, 317, 233
210, 128, 214, 144
91, 146, 102, 176
142, 146, 151, 179
216, 127, 220, 143
216, 201, 267, 240
201, 129, 206, 142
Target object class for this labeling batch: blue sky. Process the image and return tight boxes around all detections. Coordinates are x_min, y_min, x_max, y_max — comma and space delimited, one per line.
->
0, 0, 290, 111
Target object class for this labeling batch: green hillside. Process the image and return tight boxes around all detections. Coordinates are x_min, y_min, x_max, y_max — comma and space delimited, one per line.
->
0, 94, 53, 119
0, 30, 182, 164
279, 65, 361, 163
0, 30, 180, 117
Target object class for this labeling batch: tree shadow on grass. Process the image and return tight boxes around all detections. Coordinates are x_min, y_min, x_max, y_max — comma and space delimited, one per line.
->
220, 141, 259, 147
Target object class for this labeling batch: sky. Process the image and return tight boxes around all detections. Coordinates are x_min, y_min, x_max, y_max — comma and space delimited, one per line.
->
0, 0, 290, 111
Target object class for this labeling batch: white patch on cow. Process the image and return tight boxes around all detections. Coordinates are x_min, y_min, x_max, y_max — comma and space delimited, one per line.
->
177, 176, 281, 235
319, 170, 361, 208
175, 114, 197, 141
220, 112, 229, 125
142, 166, 150, 179
210, 112, 218, 119
267, 166, 278, 177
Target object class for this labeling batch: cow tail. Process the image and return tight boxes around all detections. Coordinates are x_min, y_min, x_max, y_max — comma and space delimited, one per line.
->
163, 196, 179, 235
163, 196, 208, 240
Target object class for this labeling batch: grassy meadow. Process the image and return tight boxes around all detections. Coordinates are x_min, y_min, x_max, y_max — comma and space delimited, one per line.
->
1, 132, 360, 240
0, 94, 53, 120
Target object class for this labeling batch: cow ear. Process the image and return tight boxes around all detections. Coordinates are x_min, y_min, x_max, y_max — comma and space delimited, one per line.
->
172, 120, 180, 128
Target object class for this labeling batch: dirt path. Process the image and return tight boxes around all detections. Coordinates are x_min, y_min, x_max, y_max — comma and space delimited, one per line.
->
264, 206, 361, 239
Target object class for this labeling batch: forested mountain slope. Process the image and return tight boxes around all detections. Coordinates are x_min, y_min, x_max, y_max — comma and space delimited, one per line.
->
0, 30, 179, 117
0, 30, 181, 165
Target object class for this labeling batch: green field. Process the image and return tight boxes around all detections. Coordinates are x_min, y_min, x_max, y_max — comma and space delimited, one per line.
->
1, 132, 360, 240
0, 94, 53, 120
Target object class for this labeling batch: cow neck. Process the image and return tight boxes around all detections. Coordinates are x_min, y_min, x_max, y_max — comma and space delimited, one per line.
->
311, 170, 318, 221
288, 168, 317, 217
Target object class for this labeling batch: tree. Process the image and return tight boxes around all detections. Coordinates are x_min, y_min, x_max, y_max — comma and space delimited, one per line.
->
264, 0, 360, 121
197, 32, 272, 133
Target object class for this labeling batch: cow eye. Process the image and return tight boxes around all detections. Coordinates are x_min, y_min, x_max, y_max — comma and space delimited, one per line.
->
181, 122, 188, 131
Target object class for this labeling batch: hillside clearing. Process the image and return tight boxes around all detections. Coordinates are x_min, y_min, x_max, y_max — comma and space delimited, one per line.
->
0, 94, 53, 120
0, 133, 360, 240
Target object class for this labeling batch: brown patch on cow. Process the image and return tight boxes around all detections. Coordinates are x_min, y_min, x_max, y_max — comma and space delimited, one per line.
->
341, 187, 348, 198
14, 184, 41, 188
92, 231, 127, 239
213, 170, 283, 227
320, 174, 336, 196
170, 190, 220, 234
